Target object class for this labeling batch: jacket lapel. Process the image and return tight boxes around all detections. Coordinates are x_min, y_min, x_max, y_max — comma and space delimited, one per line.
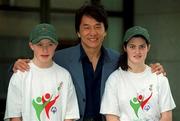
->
100, 49, 118, 98
68, 45, 86, 97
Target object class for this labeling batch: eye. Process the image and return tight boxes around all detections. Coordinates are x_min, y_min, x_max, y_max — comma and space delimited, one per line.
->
48, 43, 54, 46
37, 43, 43, 46
82, 25, 90, 30
139, 44, 146, 49
129, 45, 135, 49
95, 25, 102, 29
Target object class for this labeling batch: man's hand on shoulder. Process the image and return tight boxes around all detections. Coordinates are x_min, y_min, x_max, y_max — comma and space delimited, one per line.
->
150, 63, 166, 76
13, 59, 30, 72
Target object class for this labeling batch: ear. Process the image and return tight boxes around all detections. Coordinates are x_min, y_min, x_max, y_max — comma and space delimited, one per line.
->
77, 32, 80, 38
123, 45, 127, 52
103, 31, 107, 37
147, 44, 151, 52
54, 43, 58, 49
29, 42, 34, 51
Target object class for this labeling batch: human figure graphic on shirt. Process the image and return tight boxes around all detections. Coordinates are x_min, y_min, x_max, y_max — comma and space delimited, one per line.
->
32, 81, 63, 120
43, 82, 63, 118
130, 84, 153, 117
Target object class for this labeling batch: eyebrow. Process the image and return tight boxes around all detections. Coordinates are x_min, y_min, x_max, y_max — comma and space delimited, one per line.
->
127, 43, 146, 46
81, 22, 102, 26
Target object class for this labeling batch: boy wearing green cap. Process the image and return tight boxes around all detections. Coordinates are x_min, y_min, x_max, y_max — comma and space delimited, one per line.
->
4, 23, 79, 121
100, 26, 176, 121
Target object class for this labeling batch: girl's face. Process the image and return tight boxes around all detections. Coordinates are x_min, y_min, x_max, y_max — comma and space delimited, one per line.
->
29, 39, 58, 67
124, 37, 150, 66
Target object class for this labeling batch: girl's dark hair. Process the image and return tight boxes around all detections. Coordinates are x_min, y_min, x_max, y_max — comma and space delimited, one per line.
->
117, 42, 128, 71
75, 3, 108, 33
118, 35, 150, 71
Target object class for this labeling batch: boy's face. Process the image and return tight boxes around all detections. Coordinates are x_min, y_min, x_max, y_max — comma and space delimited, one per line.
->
29, 39, 58, 66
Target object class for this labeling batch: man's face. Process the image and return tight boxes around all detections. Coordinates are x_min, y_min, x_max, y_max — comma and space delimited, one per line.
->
78, 15, 107, 50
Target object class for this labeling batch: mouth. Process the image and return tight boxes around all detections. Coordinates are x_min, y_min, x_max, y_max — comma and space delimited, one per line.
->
88, 37, 97, 42
41, 55, 49, 58
133, 55, 142, 59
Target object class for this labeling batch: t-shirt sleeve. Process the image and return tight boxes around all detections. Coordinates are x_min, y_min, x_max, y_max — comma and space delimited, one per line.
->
100, 73, 120, 117
65, 74, 80, 120
4, 71, 23, 120
158, 75, 176, 112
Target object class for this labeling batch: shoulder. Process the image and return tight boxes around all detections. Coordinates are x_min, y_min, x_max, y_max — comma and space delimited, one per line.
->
53, 63, 74, 86
9, 69, 30, 86
54, 44, 80, 65
55, 44, 80, 56
145, 66, 168, 80
107, 68, 122, 83
53, 62, 71, 75
146, 66, 169, 86
12, 64, 31, 77
10, 71, 23, 81
109, 68, 121, 77
105, 48, 120, 59
146, 65, 168, 81
103, 48, 120, 66
157, 73, 168, 84
104, 68, 125, 91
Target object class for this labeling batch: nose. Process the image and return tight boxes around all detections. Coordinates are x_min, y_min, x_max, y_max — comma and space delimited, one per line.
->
135, 47, 140, 53
89, 27, 97, 36
42, 46, 48, 52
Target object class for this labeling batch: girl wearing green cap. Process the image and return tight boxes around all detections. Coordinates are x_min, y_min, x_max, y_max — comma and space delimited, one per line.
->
100, 26, 175, 121
4, 23, 79, 121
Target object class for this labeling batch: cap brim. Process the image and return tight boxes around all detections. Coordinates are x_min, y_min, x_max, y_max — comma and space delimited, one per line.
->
31, 36, 58, 44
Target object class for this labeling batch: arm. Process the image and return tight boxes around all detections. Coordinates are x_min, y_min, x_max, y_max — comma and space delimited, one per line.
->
160, 111, 172, 121
5, 73, 22, 121
64, 74, 80, 120
158, 75, 175, 121
150, 63, 166, 75
10, 117, 22, 121
100, 74, 120, 121
64, 119, 74, 121
106, 114, 120, 121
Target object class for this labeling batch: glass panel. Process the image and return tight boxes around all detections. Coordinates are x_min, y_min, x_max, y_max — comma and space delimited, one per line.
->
51, 13, 77, 40
101, 0, 123, 11
1, 0, 40, 7
0, 11, 39, 37
104, 17, 123, 51
51, 0, 90, 9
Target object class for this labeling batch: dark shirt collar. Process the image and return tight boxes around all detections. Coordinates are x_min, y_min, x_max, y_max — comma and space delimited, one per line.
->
79, 44, 105, 62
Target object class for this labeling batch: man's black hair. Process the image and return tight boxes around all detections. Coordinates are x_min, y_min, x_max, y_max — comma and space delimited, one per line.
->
75, 3, 108, 33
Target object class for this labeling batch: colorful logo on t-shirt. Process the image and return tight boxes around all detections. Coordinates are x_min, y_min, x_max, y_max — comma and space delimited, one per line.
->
129, 84, 153, 118
32, 82, 63, 121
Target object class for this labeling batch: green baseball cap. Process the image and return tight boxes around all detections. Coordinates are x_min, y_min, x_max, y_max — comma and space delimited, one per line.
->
29, 23, 58, 44
123, 26, 150, 43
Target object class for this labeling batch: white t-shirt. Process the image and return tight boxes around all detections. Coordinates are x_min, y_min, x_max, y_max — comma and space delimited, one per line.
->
4, 61, 79, 121
100, 66, 176, 121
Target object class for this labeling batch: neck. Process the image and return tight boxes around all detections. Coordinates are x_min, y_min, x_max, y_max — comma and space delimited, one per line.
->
81, 44, 101, 71
81, 44, 101, 62
128, 63, 147, 73
32, 58, 53, 68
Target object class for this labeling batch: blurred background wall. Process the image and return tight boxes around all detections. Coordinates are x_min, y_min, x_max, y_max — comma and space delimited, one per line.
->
0, 0, 179, 120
